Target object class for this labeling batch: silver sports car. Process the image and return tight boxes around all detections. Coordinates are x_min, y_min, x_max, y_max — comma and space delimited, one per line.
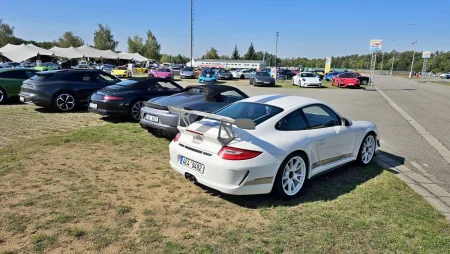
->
140, 84, 248, 138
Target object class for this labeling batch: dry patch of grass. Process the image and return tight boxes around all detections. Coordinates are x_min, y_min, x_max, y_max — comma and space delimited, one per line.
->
0, 120, 449, 253
0, 104, 104, 147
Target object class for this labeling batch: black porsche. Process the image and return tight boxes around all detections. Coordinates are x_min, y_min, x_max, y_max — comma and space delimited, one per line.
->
88, 77, 183, 121
20, 69, 121, 111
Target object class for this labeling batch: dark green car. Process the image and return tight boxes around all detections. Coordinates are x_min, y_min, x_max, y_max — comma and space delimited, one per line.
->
0, 68, 38, 104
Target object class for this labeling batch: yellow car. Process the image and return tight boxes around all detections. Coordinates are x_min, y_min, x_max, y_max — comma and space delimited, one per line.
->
134, 67, 148, 73
111, 66, 131, 78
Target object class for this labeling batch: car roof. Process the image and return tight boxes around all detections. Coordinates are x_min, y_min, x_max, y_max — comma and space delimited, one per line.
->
184, 84, 247, 99
240, 94, 323, 109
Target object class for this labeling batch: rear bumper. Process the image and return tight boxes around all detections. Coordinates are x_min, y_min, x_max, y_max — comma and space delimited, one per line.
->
169, 141, 278, 195
301, 83, 322, 87
88, 100, 128, 117
180, 73, 196, 78
18, 92, 51, 107
254, 81, 275, 86
140, 106, 181, 138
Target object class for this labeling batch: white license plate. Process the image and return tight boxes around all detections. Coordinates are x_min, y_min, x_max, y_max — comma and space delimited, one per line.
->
348, 83, 354, 86
89, 103, 97, 109
264, 82, 270, 84
20, 96, 25, 102
179, 156, 205, 174
145, 114, 159, 123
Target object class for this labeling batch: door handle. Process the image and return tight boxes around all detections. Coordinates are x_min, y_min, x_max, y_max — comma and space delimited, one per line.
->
317, 138, 326, 146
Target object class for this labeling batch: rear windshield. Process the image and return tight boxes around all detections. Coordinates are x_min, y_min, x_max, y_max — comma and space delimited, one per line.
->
182, 67, 193, 71
215, 102, 283, 126
30, 73, 54, 81
256, 72, 269, 77
300, 73, 316, 77
117, 67, 127, 70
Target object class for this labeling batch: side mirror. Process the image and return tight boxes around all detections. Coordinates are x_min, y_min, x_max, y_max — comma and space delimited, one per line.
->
343, 118, 353, 126
235, 118, 255, 130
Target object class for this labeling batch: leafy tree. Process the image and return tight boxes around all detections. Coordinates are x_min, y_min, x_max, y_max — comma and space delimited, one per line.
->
204, 47, 219, 59
56, 31, 84, 48
127, 35, 143, 53
93, 23, 118, 50
243, 42, 256, 60
141, 30, 161, 60
231, 45, 240, 60
0, 19, 15, 47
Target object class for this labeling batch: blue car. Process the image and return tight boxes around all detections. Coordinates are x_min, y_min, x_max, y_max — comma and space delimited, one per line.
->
199, 69, 218, 83
325, 71, 342, 81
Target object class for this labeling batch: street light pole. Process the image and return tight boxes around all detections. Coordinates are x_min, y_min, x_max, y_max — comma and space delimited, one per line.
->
190, 0, 194, 67
275, 32, 279, 80
408, 23, 419, 78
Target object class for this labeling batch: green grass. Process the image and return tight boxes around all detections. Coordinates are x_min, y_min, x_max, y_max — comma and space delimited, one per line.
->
0, 108, 449, 253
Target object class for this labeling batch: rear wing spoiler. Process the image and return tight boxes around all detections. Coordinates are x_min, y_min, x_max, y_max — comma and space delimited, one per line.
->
168, 106, 255, 145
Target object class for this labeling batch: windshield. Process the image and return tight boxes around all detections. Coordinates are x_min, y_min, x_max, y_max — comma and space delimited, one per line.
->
158, 68, 171, 72
116, 80, 137, 86
201, 69, 215, 76
256, 72, 270, 77
300, 73, 316, 77
117, 67, 127, 70
182, 67, 194, 71
215, 102, 283, 126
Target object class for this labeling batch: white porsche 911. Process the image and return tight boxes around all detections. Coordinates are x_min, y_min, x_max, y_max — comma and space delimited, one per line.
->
292, 72, 323, 87
168, 94, 379, 198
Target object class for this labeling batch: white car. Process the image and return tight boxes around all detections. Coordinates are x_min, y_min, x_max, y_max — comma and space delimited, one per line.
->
168, 94, 379, 197
439, 73, 450, 79
292, 72, 322, 87
232, 69, 255, 79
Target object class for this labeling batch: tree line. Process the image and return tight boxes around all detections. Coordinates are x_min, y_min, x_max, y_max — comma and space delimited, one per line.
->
1, 19, 449, 72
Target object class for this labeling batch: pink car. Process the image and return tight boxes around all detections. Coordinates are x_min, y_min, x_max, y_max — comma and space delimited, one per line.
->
148, 68, 158, 77
150, 68, 173, 80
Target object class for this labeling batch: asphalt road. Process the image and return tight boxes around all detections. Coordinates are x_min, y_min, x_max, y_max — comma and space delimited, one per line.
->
182, 77, 450, 192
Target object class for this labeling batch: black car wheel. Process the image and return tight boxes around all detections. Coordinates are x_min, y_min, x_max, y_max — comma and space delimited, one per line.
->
240, 74, 245, 79
53, 92, 76, 112
361, 80, 368, 85
0, 88, 7, 104
129, 101, 144, 121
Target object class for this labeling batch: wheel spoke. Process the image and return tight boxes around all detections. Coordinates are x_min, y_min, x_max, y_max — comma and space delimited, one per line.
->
288, 180, 293, 193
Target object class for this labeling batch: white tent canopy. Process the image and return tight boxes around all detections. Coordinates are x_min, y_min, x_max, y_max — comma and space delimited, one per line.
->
49, 46, 83, 59
0, 43, 60, 62
50, 45, 135, 60
119, 52, 149, 62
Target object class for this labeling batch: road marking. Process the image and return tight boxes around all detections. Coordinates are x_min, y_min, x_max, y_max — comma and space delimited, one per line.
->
423, 164, 429, 167
376, 87, 450, 165
411, 161, 444, 185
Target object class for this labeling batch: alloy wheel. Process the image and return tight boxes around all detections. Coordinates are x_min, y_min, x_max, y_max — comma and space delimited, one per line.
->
361, 135, 375, 164
131, 101, 144, 120
56, 93, 75, 111
281, 156, 306, 196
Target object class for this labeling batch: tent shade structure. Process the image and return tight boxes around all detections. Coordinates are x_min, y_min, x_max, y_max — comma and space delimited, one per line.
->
119, 52, 149, 61
50, 46, 84, 59
0, 43, 61, 62
50, 46, 134, 60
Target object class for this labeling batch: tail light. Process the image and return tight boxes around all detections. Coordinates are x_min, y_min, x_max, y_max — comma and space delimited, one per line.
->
173, 132, 181, 142
104, 95, 123, 101
218, 146, 262, 160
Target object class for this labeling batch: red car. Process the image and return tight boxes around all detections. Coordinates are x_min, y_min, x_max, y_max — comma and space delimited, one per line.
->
332, 72, 360, 88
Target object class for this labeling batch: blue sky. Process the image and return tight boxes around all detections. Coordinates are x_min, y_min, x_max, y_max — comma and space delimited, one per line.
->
2, 0, 449, 59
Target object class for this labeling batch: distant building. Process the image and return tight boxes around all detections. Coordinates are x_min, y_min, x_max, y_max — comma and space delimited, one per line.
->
187, 59, 266, 69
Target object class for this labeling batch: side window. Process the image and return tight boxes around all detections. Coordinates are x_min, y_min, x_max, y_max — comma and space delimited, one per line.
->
155, 81, 181, 91
96, 73, 117, 83
218, 90, 246, 103
276, 110, 308, 131
302, 105, 340, 129
64, 73, 92, 82
1, 71, 23, 79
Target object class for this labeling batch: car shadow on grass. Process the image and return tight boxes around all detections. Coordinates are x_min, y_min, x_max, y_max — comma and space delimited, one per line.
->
33, 107, 89, 114
193, 153, 405, 209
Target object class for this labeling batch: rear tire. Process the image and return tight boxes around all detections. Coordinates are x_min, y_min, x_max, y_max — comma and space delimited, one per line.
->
361, 80, 368, 85
357, 134, 376, 165
240, 74, 245, 79
53, 92, 76, 112
129, 100, 144, 121
273, 152, 308, 199
0, 88, 7, 104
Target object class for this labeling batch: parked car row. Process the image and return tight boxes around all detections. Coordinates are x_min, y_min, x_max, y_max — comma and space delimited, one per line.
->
1, 67, 380, 198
